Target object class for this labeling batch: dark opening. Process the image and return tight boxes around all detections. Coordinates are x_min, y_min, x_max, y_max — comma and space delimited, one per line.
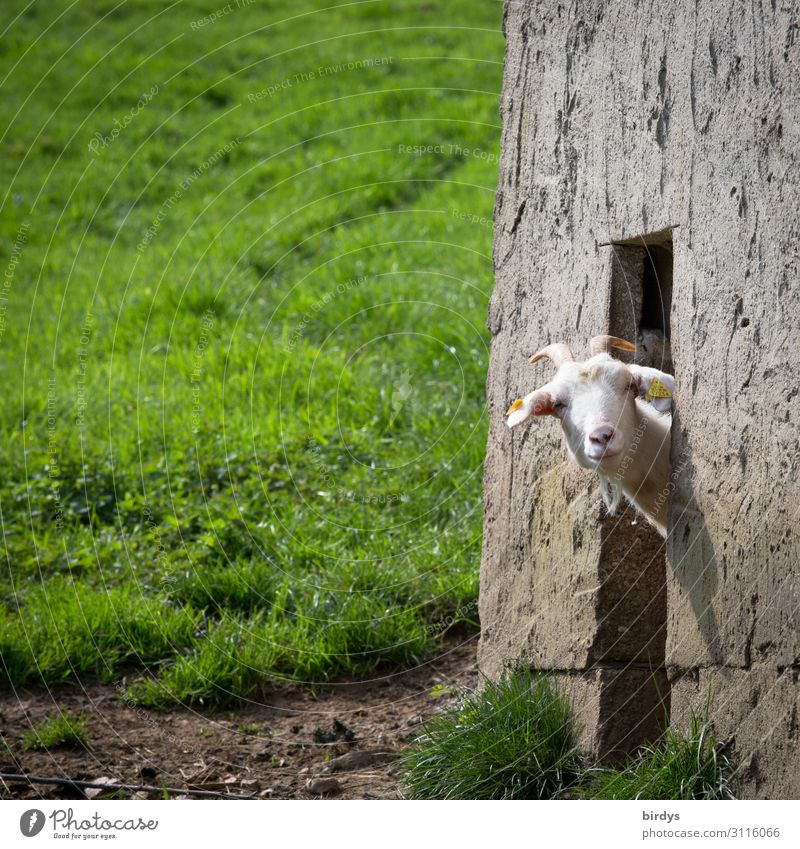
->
640, 244, 673, 339
605, 230, 673, 357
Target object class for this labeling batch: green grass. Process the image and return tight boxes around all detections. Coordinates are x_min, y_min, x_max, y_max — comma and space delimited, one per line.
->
402, 673, 739, 801
579, 713, 738, 800
22, 708, 90, 751
1, 577, 201, 685
0, 1, 503, 705
401, 666, 582, 799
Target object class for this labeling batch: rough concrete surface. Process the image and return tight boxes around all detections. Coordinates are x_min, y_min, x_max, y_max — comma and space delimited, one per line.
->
479, 0, 800, 797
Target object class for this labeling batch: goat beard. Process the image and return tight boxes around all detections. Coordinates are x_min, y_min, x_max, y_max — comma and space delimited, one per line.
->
598, 472, 623, 515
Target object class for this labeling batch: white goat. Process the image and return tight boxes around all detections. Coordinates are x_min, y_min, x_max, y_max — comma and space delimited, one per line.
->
506, 335, 674, 536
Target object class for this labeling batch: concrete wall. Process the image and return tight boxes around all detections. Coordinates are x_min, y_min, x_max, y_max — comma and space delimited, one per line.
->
479, 0, 800, 796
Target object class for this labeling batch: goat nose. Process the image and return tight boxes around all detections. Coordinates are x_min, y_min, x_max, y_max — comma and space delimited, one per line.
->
588, 425, 615, 446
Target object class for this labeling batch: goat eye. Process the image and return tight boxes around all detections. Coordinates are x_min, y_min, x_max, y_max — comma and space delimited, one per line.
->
552, 401, 566, 411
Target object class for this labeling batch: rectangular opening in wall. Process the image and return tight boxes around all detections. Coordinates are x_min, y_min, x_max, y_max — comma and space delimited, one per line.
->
606, 230, 674, 363
589, 231, 675, 760
641, 243, 673, 340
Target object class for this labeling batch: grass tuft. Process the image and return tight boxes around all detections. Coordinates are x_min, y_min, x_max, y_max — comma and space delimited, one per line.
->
401, 666, 581, 799
0, 579, 201, 686
125, 613, 277, 709
125, 596, 431, 708
579, 713, 737, 800
22, 709, 90, 751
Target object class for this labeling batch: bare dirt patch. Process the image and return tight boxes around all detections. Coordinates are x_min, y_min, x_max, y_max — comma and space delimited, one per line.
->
0, 638, 477, 800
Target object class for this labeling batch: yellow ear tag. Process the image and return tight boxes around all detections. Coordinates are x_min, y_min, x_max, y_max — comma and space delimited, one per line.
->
506, 398, 523, 415
646, 378, 672, 399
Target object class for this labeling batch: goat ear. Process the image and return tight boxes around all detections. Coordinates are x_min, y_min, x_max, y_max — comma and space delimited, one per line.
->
506, 389, 556, 428
628, 365, 674, 413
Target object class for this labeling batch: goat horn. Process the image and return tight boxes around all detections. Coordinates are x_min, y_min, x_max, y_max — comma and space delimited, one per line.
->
590, 335, 637, 356
529, 342, 575, 368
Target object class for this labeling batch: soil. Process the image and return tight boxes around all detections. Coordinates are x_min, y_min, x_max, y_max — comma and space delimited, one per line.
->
0, 637, 478, 800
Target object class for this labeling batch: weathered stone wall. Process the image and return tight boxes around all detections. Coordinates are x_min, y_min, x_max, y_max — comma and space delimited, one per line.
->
479, 0, 800, 795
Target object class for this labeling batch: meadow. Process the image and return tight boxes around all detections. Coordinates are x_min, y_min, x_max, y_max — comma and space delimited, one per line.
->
0, 0, 503, 707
